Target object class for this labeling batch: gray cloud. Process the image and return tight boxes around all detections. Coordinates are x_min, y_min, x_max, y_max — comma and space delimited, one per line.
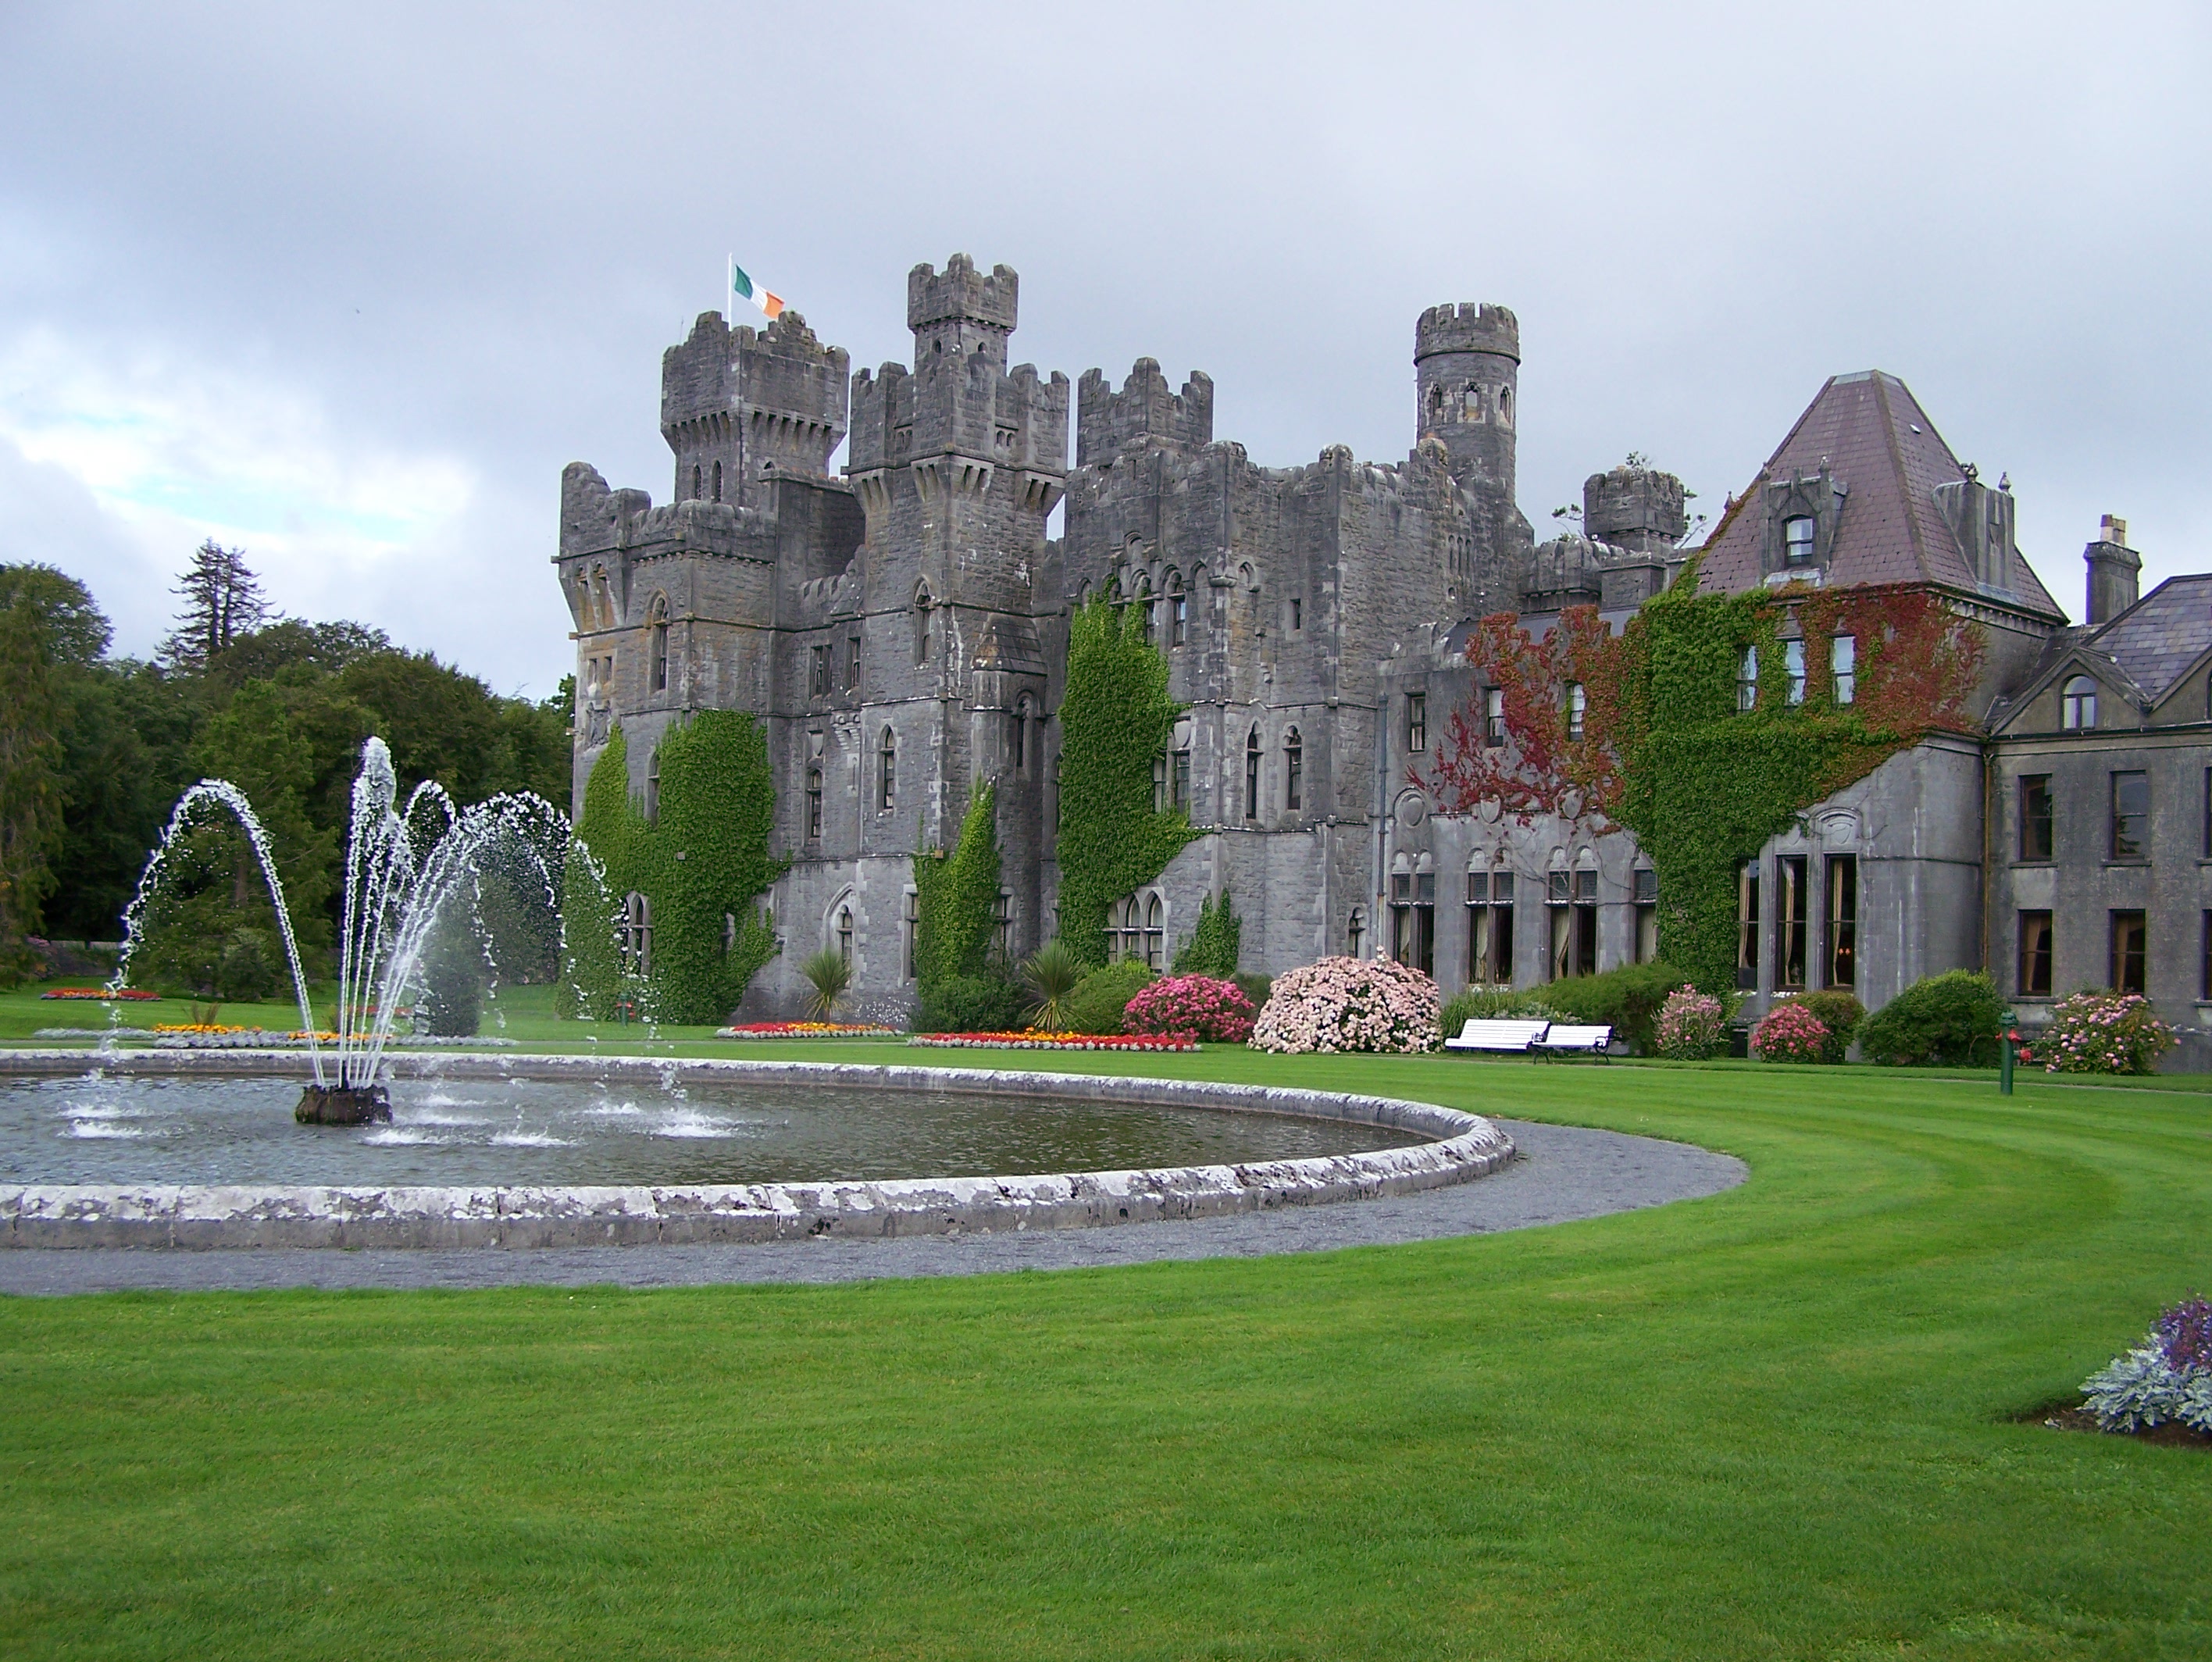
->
3, 0, 2206, 693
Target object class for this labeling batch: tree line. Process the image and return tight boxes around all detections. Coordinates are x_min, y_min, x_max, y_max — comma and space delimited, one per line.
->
0, 541, 573, 993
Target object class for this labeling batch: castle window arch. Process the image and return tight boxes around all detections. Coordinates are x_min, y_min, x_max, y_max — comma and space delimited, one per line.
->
1165, 570, 1186, 647
1347, 907, 1365, 959
2062, 675, 2098, 730
913, 587, 933, 665
1011, 694, 1033, 775
1497, 386, 1512, 426
1144, 893, 1165, 970
837, 904, 854, 965
648, 594, 670, 694
1461, 383, 1481, 421
1171, 718, 1192, 811
692, 464, 703, 500
712, 460, 722, 503
1245, 725, 1263, 820
644, 746, 661, 821
877, 726, 897, 811
1283, 726, 1304, 812
1134, 575, 1154, 646
805, 761, 823, 840
623, 891, 652, 976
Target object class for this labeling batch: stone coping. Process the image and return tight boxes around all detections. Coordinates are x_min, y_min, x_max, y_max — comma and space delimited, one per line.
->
0, 1050, 1514, 1250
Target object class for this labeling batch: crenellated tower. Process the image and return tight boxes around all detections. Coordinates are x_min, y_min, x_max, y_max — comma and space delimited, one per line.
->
662, 310, 850, 510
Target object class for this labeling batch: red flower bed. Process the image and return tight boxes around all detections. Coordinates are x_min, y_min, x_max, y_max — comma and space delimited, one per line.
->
41, 988, 158, 1001
715, 1022, 900, 1038
907, 1031, 1198, 1052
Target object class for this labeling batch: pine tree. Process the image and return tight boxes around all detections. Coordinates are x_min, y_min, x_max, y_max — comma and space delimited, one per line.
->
0, 600, 64, 978
161, 540, 269, 670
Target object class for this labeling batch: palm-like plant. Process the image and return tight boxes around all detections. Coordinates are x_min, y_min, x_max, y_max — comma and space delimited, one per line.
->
798, 947, 852, 1020
1019, 940, 1084, 1031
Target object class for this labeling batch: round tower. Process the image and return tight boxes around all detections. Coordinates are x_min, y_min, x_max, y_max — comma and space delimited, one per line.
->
1414, 302, 1519, 499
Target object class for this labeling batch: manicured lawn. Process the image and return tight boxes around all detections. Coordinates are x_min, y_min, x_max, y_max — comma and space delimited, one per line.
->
3, 1052, 2210, 1658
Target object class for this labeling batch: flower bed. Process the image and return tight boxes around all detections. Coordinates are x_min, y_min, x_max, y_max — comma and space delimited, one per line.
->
1248, 957, 1439, 1054
41, 988, 158, 1001
715, 1022, 901, 1039
150, 1029, 516, 1050
2077, 1296, 2212, 1439
2028, 991, 2177, 1075
907, 1031, 1198, 1052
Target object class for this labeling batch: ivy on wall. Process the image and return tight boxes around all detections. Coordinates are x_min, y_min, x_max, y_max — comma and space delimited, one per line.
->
1423, 572, 1985, 993
912, 780, 1002, 990
1055, 595, 1199, 966
1172, 890, 1242, 976
561, 711, 785, 1024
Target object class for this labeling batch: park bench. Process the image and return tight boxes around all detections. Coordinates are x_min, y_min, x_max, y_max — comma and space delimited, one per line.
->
1532, 1023, 1614, 1061
1443, 1018, 1551, 1054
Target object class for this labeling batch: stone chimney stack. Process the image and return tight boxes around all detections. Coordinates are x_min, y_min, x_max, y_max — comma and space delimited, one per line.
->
2084, 514, 2140, 626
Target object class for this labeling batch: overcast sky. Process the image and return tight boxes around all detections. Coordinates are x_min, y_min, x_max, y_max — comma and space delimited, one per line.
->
2, 2, 2206, 698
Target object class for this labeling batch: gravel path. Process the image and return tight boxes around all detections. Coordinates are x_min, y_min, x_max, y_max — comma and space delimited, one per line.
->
0, 1120, 1743, 1295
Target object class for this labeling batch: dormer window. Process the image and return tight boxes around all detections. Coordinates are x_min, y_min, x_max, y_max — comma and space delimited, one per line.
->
2062, 675, 2098, 730
1783, 515, 1815, 567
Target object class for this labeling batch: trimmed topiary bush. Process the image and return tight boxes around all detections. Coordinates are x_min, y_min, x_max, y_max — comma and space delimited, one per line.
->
914, 973, 1024, 1035
1857, 970, 2003, 1067
1654, 984, 1729, 1059
1750, 999, 1828, 1063
1122, 974, 1256, 1043
2031, 990, 2177, 1075
1248, 957, 1440, 1054
1061, 961, 1156, 1035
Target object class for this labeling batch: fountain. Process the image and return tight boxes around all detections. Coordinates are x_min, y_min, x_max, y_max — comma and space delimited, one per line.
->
112, 738, 573, 1125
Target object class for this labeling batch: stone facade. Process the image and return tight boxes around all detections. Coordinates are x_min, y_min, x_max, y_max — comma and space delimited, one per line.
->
557, 255, 2209, 1062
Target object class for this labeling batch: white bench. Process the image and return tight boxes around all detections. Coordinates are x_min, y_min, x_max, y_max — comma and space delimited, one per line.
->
1443, 1018, 1551, 1054
1533, 1023, 1614, 1061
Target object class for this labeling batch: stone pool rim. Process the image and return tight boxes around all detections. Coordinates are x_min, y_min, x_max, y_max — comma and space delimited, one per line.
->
0, 1049, 1515, 1250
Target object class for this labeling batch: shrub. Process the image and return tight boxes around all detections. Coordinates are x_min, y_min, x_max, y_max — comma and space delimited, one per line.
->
1122, 974, 1256, 1043
1060, 961, 1156, 1035
797, 948, 851, 1021
1017, 940, 1085, 1030
1538, 961, 1690, 1055
415, 903, 485, 1037
2032, 990, 2177, 1075
1856, 970, 2003, 1067
1787, 990, 1865, 1062
1654, 985, 1729, 1060
1440, 986, 1566, 1037
1172, 892, 1243, 977
1750, 1000, 1828, 1064
914, 973, 1023, 1035
2082, 1296, 2212, 1436
1249, 957, 1440, 1054
1233, 972, 1272, 1011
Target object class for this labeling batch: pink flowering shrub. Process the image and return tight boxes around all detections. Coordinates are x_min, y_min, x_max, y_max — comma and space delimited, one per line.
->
1750, 999, 1830, 1064
1247, 956, 1440, 1054
2035, 991, 2177, 1075
1654, 985, 1729, 1060
1122, 974, 1257, 1043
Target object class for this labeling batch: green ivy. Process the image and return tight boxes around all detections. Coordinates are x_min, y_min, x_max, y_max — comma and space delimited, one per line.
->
1055, 596, 1198, 966
1172, 890, 1241, 976
913, 781, 1001, 992
560, 712, 785, 1025
1608, 577, 1917, 994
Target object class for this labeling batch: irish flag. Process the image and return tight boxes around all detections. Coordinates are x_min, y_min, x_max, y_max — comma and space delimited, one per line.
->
729, 258, 786, 322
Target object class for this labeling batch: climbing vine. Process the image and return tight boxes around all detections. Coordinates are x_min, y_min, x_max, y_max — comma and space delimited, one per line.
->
1172, 890, 1243, 976
562, 710, 786, 1024
912, 780, 1002, 990
1055, 594, 1200, 966
1422, 572, 1984, 993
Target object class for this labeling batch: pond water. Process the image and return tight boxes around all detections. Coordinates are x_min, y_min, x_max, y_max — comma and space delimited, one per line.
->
0, 1071, 1425, 1188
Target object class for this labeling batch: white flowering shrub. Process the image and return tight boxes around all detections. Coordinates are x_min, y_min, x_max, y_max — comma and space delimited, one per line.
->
1247, 956, 1440, 1054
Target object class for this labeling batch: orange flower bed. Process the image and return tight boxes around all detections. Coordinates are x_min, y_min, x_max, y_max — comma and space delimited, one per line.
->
907, 1032, 1197, 1052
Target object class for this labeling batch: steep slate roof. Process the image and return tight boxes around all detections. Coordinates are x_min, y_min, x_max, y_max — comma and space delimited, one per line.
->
1696, 370, 2065, 619
2082, 574, 2212, 704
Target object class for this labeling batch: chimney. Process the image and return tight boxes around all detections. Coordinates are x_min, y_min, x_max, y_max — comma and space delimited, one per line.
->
2084, 515, 2141, 626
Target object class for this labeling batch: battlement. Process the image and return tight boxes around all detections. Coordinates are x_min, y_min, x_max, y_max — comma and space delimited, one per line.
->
1583, 463, 1687, 551
908, 253, 1018, 333
658, 310, 847, 507
1076, 358, 1214, 465
1415, 302, 1520, 364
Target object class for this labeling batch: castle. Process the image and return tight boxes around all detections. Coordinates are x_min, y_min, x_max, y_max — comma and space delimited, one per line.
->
558, 255, 2212, 1057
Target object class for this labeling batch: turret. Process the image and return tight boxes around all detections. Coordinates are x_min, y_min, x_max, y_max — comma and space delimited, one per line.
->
1414, 302, 1520, 500
1583, 462, 1687, 553
661, 310, 849, 509
1076, 359, 1214, 465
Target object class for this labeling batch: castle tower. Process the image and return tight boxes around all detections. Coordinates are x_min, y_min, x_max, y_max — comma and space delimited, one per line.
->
1415, 303, 1520, 502
661, 310, 850, 510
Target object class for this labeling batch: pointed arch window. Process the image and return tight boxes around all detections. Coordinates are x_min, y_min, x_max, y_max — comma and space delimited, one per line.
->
877, 726, 897, 812
1144, 893, 1165, 970
1166, 571, 1186, 647
623, 891, 652, 976
805, 762, 823, 840
645, 747, 661, 822
711, 460, 722, 503
648, 596, 670, 693
692, 464, 703, 500
1136, 577, 1155, 647
1012, 694, 1032, 775
1244, 726, 1262, 821
1283, 727, 1303, 811
836, 904, 853, 964
1347, 907, 1365, 959
913, 589, 933, 665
